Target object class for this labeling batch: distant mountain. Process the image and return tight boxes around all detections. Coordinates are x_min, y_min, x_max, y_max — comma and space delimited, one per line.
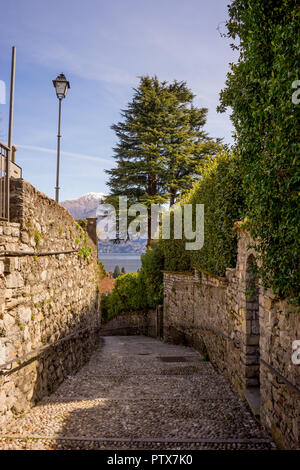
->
61, 192, 147, 257
61, 192, 106, 219
98, 238, 147, 255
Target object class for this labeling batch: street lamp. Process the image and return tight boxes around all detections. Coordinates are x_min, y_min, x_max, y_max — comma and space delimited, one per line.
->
52, 73, 70, 203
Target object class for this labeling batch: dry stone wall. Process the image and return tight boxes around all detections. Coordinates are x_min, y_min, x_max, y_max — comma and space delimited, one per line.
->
0, 179, 101, 425
100, 310, 157, 337
163, 235, 300, 450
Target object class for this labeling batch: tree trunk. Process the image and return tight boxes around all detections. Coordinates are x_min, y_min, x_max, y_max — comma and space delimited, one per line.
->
147, 174, 157, 246
170, 188, 177, 207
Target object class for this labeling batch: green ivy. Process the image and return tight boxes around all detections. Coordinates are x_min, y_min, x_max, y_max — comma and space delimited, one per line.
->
139, 241, 165, 307
160, 149, 245, 276
218, 0, 300, 304
78, 245, 92, 260
76, 219, 88, 231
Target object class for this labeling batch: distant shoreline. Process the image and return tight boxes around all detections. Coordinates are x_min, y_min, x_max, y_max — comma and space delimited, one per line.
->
99, 254, 142, 259
99, 254, 142, 273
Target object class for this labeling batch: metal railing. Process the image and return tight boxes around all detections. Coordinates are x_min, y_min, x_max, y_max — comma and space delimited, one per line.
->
0, 141, 10, 220
0, 141, 22, 221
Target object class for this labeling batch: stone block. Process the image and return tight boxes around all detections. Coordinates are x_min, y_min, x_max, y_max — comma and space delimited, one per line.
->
20, 231, 29, 244
5, 273, 24, 289
3, 226, 12, 236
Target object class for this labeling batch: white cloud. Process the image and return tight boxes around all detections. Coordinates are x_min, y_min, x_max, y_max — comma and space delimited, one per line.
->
30, 42, 137, 86
18, 144, 112, 164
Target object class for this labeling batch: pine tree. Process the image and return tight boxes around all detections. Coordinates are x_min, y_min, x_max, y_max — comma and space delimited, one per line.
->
113, 265, 121, 279
121, 267, 126, 274
106, 76, 220, 242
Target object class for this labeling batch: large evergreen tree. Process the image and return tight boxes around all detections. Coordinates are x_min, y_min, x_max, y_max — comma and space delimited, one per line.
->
106, 76, 220, 242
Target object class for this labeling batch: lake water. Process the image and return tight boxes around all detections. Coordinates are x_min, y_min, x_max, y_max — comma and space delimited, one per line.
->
99, 255, 142, 273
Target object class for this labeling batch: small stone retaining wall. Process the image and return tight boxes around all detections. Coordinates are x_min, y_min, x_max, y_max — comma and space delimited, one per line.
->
163, 235, 300, 450
100, 310, 157, 338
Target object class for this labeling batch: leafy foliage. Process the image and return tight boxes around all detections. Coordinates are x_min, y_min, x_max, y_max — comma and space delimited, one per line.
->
77, 245, 92, 260
161, 149, 245, 276
97, 260, 106, 279
76, 219, 88, 231
101, 150, 244, 321
218, 0, 300, 304
101, 243, 165, 321
101, 272, 147, 322
106, 75, 221, 242
139, 241, 165, 308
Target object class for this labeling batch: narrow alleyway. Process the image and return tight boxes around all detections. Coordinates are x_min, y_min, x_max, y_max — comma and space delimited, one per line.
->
0, 336, 275, 450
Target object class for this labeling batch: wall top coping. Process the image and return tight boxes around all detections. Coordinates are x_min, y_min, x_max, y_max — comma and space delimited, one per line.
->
10, 178, 75, 225
0, 221, 20, 228
109, 309, 156, 318
196, 268, 228, 284
162, 270, 194, 277
162, 269, 229, 287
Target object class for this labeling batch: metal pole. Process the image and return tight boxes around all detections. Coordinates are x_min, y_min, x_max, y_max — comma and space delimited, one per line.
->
55, 97, 62, 203
6, 46, 16, 220
8, 46, 16, 149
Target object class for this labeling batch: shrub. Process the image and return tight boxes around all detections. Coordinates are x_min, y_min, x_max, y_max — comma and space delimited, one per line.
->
34, 230, 42, 247
76, 219, 88, 231
139, 241, 165, 307
185, 150, 245, 276
101, 272, 147, 322
97, 260, 107, 279
101, 150, 245, 320
218, 0, 300, 304
101, 243, 165, 321
77, 245, 92, 260
161, 149, 245, 277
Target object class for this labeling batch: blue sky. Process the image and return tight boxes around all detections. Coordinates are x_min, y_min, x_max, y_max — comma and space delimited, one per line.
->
0, 0, 237, 201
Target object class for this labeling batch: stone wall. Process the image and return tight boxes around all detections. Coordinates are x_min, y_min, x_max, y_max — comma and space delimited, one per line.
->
100, 310, 157, 338
0, 179, 101, 425
163, 235, 300, 450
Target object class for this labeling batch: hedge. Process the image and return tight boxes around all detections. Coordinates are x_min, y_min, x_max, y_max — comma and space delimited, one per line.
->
101, 150, 245, 320
161, 149, 245, 277
101, 245, 164, 321
218, 0, 300, 304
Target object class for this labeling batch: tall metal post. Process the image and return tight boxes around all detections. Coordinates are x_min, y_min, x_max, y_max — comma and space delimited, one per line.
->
6, 46, 16, 220
55, 97, 62, 203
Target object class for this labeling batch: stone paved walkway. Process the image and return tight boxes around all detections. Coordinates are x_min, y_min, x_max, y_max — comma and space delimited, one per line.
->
0, 336, 275, 450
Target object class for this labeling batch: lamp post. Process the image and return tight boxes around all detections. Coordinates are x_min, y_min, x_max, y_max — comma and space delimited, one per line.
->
52, 73, 70, 203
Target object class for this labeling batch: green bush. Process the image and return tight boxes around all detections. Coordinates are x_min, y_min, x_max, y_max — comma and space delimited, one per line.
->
161, 149, 245, 277
101, 150, 245, 320
101, 272, 147, 322
101, 243, 165, 321
98, 260, 106, 279
76, 219, 88, 231
139, 241, 165, 308
218, 0, 300, 304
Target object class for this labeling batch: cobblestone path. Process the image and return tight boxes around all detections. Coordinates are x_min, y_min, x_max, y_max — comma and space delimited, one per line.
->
0, 336, 275, 450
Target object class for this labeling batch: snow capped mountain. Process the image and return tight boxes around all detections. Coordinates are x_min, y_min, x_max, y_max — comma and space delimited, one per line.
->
61, 192, 146, 259
61, 192, 106, 219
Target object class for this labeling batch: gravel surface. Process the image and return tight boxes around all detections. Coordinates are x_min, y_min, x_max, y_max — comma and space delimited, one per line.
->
0, 336, 276, 450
